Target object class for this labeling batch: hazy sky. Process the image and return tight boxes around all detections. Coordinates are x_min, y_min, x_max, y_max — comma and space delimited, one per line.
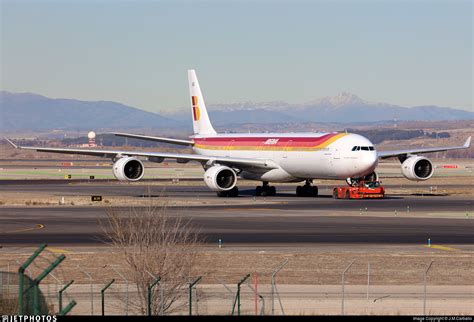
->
1, 0, 472, 113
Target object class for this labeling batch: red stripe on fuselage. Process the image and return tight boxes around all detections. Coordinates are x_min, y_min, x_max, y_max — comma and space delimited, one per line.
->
193, 133, 338, 147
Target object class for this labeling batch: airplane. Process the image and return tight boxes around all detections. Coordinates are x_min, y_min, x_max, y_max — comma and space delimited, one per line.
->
4, 70, 471, 197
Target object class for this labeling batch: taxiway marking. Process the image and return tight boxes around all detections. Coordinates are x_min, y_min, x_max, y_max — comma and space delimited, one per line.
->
3, 224, 45, 234
424, 245, 459, 252
46, 247, 71, 254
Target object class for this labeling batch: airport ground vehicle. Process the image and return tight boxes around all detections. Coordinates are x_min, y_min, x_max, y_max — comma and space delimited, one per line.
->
333, 181, 385, 199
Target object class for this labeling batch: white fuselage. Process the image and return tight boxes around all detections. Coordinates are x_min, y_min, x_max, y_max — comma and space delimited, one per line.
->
192, 132, 378, 182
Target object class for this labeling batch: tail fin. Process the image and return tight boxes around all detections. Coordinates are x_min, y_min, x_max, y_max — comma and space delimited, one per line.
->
188, 70, 217, 135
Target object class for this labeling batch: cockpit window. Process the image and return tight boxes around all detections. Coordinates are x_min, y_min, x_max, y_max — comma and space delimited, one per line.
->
354, 146, 375, 151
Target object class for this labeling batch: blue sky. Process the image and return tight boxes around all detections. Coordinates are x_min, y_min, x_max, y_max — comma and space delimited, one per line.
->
1, 0, 472, 113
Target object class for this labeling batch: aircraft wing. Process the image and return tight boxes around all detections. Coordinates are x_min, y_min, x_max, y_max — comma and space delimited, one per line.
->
3, 137, 277, 170
110, 132, 194, 146
377, 136, 471, 159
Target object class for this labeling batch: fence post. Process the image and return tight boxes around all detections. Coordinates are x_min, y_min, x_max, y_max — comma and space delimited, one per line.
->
423, 260, 434, 315
189, 276, 202, 315
7, 263, 10, 297
367, 262, 370, 301
105, 265, 129, 315
58, 280, 74, 313
48, 273, 61, 311
254, 273, 258, 315
145, 271, 160, 316
76, 265, 94, 315
231, 274, 250, 316
26, 253, 66, 315
101, 279, 115, 316
18, 244, 47, 314
271, 258, 288, 316
341, 259, 356, 315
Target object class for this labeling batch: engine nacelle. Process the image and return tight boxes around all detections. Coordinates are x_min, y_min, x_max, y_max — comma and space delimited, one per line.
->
204, 165, 237, 191
113, 157, 144, 182
401, 156, 434, 181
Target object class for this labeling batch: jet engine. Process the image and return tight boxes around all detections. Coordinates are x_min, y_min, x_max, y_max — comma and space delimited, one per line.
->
401, 156, 434, 181
113, 157, 144, 182
204, 165, 237, 191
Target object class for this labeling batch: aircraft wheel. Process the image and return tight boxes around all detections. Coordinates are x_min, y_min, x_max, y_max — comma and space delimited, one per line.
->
296, 186, 303, 197
218, 187, 238, 197
217, 191, 228, 197
270, 186, 276, 196
228, 187, 239, 197
312, 186, 318, 197
256, 186, 262, 196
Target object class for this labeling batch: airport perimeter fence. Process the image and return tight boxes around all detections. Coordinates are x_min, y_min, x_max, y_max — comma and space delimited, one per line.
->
1, 258, 472, 316
0, 244, 77, 315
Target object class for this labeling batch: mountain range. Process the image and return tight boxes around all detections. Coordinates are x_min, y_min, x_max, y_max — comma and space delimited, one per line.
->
0, 91, 181, 131
0, 91, 472, 132
167, 92, 473, 125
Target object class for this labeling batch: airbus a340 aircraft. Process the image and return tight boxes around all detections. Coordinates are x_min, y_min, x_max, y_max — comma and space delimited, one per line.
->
5, 70, 471, 197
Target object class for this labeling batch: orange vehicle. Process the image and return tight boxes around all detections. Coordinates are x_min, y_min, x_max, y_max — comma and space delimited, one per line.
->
333, 180, 385, 199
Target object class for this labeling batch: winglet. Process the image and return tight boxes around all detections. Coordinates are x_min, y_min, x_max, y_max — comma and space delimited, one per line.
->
464, 136, 471, 148
3, 137, 19, 149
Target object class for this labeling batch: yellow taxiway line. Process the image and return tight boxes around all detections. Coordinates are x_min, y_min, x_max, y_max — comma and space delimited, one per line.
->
423, 244, 460, 251
46, 247, 71, 254
3, 224, 45, 234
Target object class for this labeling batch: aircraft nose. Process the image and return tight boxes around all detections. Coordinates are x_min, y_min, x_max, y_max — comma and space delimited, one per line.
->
362, 152, 378, 173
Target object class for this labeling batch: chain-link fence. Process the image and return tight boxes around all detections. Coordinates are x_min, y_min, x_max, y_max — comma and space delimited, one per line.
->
1, 254, 472, 315
1, 271, 50, 314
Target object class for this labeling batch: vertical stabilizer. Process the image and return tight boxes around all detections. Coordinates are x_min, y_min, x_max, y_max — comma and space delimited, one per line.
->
188, 70, 217, 135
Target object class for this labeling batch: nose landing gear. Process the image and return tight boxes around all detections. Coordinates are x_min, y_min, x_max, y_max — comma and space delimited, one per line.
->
256, 182, 276, 196
296, 180, 318, 197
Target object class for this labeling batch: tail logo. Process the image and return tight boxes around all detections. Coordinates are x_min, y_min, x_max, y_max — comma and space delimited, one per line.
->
192, 96, 201, 121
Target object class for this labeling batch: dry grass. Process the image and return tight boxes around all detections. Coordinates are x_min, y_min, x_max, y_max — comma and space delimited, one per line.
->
1, 248, 471, 286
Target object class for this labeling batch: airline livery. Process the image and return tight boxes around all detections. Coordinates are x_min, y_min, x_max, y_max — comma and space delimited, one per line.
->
5, 70, 471, 197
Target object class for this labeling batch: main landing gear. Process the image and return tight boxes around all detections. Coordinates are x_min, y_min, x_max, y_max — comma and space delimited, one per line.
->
255, 182, 276, 196
296, 180, 318, 197
217, 186, 239, 197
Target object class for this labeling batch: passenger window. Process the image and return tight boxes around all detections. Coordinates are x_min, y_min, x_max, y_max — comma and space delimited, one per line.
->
369, 146, 374, 151
361, 147, 369, 151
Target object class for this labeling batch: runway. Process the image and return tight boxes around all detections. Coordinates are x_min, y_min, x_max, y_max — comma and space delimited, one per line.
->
0, 180, 472, 245
0, 205, 473, 245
